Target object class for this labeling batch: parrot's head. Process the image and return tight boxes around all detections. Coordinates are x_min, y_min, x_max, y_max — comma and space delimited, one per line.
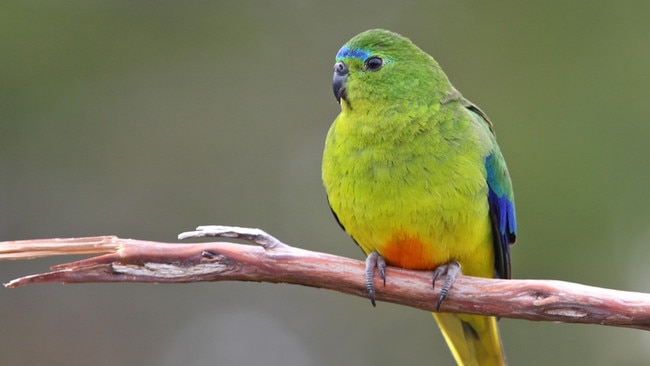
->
333, 29, 452, 113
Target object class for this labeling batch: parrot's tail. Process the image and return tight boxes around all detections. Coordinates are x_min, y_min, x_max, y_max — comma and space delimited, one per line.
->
433, 313, 506, 366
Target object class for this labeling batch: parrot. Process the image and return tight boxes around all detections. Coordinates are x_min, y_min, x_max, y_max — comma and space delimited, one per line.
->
322, 29, 516, 366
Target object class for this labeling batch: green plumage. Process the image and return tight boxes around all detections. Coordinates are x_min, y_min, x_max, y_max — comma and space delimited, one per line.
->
322, 29, 516, 365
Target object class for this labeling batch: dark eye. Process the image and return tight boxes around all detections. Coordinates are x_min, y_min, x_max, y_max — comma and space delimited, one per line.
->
364, 56, 383, 71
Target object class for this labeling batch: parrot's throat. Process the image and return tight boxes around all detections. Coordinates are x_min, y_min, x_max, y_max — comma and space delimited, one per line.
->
340, 98, 352, 112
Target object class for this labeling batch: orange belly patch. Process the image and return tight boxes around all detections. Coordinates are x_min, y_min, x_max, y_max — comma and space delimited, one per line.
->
379, 234, 443, 270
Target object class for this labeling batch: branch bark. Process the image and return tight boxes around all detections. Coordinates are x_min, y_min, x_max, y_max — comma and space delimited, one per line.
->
2, 225, 649, 331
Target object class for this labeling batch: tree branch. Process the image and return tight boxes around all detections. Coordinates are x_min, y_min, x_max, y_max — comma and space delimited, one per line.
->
2, 225, 649, 330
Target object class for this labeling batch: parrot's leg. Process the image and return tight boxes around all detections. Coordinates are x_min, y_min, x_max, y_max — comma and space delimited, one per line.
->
432, 261, 461, 311
364, 251, 386, 307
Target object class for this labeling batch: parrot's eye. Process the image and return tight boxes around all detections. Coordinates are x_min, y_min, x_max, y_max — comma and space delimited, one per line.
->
364, 57, 383, 71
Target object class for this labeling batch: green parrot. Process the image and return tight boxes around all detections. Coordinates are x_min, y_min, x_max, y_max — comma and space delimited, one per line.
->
322, 29, 516, 366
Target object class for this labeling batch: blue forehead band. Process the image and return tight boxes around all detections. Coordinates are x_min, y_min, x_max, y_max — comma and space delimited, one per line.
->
336, 46, 370, 61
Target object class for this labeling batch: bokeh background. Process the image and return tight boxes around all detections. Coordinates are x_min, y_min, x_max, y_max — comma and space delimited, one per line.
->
3, 1, 650, 365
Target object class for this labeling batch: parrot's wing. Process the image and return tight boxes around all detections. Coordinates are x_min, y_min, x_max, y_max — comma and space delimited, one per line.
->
485, 152, 516, 279
463, 98, 517, 280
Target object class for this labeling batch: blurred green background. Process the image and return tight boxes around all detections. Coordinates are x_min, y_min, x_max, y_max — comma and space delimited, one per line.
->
3, 1, 650, 365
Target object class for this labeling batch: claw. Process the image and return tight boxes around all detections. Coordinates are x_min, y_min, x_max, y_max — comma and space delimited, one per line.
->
432, 261, 461, 311
365, 251, 387, 307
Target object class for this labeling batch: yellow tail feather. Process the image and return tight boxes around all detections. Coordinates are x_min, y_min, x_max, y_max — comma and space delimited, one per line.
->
433, 313, 506, 366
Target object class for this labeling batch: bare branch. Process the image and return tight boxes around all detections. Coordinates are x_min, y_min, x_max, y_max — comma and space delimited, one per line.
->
0, 236, 122, 259
2, 226, 650, 331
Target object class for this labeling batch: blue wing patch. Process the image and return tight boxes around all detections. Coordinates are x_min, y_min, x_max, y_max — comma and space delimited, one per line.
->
485, 154, 517, 279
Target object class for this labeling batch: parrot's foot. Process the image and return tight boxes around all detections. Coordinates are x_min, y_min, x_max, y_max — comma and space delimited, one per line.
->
364, 251, 386, 307
432, 261, 461, 311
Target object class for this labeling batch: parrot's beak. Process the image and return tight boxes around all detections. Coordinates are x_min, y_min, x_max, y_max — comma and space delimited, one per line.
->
333, 61, 348, 103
